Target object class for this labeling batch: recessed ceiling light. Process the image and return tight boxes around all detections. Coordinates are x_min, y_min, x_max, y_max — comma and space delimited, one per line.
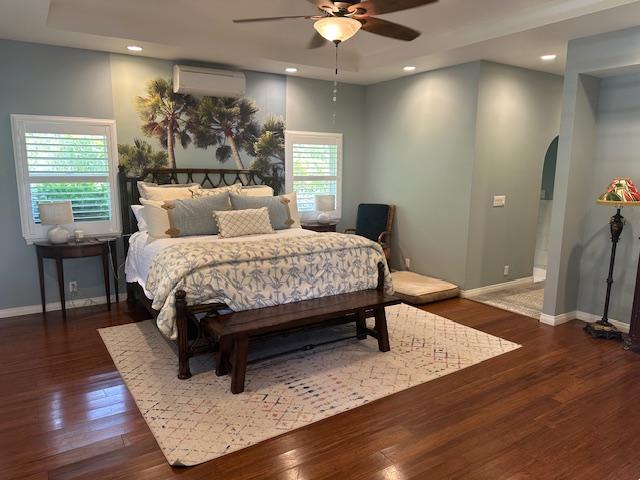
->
127, 45, 143, 52
540, 54, 557, 61
403, 65, 417, 72
285, 67, 298, 73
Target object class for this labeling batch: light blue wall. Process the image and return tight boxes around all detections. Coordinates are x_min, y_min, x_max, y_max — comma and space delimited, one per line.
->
544, 26, 640, 320
465, 62, 563, 289
285, 76, 367, 230
0, 40, 115, 309
363, 63, 482, 285
287, 62, 562, 290
576, 72, 640, 323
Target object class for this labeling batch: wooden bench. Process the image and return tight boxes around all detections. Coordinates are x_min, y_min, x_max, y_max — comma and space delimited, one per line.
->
202, 289, 401, 394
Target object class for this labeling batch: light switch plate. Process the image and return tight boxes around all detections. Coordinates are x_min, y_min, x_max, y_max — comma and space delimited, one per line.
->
493, 195, 506, 207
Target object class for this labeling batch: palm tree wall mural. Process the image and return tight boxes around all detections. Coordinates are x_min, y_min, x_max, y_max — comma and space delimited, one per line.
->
250, 116, 285, 193
135, 78, 197, 168
118, 139, 169, 176
190, 96, 260, 170
119, 76, 285, 193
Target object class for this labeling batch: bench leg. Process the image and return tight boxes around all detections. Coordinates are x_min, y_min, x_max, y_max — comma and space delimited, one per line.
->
216, 336, 231, 376
374, 307, 391, 352
356, 310, 367, 340
230, 335, 249, 394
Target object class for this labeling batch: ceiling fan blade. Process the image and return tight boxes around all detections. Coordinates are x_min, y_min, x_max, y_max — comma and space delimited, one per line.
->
233, 15, 314, 24
358, 17, 421, 41
306, 0, 338, 12
349, 0, 437, 16
307, 32, 330, 49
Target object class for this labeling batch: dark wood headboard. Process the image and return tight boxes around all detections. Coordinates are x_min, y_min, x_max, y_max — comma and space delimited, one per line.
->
118, 166, 270, 237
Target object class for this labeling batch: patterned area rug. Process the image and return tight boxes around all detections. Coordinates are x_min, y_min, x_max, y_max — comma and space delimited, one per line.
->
98, 304, 520, 466
472, 282, 545, 319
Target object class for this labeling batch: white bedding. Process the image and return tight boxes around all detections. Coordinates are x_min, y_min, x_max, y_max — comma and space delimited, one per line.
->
125, 228, 318, 298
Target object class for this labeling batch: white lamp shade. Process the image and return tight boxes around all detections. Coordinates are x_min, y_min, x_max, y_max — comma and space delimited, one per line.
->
38, 201, 74, 225
315, 194, 336, 212
313, 17, 362, 43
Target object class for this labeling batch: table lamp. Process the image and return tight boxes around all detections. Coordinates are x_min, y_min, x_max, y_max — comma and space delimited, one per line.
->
315, 194, 335, 224
587, 178, 640, 340
38, 201, 73, 244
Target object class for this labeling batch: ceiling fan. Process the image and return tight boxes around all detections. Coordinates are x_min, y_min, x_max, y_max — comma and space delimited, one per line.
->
233, 0, 438, 48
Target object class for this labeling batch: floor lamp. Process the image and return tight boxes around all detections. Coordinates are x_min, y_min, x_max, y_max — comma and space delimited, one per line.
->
585, 178, 640, 340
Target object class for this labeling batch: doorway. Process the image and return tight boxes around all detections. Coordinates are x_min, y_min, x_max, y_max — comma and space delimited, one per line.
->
533, 136, 558, 283
469, 136, 558, 320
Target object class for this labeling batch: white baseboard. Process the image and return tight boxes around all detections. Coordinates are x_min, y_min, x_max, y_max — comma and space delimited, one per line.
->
538, 310, 630, 333
0, 294, 117, 319
539, 311, 576, 326
461, 276, 534, 298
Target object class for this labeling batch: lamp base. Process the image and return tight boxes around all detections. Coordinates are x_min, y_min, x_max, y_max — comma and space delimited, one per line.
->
47, 225, 70, 244
316, 212, 333, 224
584, 320, 623, 341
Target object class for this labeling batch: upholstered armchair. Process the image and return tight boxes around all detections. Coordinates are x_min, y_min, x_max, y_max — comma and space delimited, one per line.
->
344, 204, 395, 260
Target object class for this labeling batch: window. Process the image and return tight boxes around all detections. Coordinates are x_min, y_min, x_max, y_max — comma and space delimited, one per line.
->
285, 131, 343, 220
11, 115, 121, 243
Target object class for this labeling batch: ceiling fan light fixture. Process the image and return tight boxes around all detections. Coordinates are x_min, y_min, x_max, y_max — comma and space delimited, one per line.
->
313, 17, 361, 44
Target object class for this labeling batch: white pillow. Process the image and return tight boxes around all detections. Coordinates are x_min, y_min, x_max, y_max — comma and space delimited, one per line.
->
131, 205, 147, 231
137, 181, 201, 201
214, 207, 274, 239
192, 184, 242, 197
142, 204, 171, 240
240, 185, 274, 197
139, 197, 164, 207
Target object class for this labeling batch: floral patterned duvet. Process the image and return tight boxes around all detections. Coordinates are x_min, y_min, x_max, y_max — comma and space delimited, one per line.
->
145, 232, 392, 339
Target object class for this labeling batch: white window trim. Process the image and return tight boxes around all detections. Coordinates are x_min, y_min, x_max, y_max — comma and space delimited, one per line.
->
284, 130, 343, 222
11, 114, 122, 244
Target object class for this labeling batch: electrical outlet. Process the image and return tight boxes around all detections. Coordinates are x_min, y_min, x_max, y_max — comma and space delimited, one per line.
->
493, 195, 506, 207
405, 258, 411, 270
69, 281, 78, 293
503, 265, 510, 276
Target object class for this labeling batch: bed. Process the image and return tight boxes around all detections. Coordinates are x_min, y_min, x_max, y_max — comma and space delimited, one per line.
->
119, 167, 392, 379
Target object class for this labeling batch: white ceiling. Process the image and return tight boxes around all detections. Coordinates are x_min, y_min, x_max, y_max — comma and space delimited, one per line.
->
1, 0, 640, 84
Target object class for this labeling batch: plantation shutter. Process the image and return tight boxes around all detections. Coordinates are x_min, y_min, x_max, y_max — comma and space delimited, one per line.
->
26, 132, 112, 223
285, 132, 342, 219
11, 115, 121, 242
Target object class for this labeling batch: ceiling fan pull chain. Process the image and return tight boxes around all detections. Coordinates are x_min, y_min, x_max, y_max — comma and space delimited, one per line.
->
333, 43, 339, 124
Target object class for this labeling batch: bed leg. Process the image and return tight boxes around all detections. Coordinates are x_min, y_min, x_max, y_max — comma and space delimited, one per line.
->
126, 283, 135, 304
175, 290, 192, 380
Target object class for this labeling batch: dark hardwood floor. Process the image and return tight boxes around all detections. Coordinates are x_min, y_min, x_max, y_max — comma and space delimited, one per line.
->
1, 299, 639, 479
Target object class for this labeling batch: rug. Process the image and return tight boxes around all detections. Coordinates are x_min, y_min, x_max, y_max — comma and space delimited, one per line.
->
471, 282, 545, 319
98, 304, 520, 466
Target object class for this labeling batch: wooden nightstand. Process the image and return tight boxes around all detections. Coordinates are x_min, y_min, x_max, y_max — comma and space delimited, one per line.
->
301, 222, 338, 233
35, 238, 119, 319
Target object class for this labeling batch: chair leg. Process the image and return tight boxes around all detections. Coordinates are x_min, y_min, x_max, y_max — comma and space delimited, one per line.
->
374, 307, 390, 352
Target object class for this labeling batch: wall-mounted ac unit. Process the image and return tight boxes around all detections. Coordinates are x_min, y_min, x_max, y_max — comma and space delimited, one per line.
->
173, 65, 246, 97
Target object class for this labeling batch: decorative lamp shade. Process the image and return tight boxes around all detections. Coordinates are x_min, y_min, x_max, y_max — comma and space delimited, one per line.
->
313, 17, 361, 43
597, 178, 640, 206
315, 194, 336, 212
38, 201, 74, 225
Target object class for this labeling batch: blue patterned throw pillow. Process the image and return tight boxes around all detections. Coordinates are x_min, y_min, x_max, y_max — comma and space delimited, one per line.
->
163, 192, 231, 237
